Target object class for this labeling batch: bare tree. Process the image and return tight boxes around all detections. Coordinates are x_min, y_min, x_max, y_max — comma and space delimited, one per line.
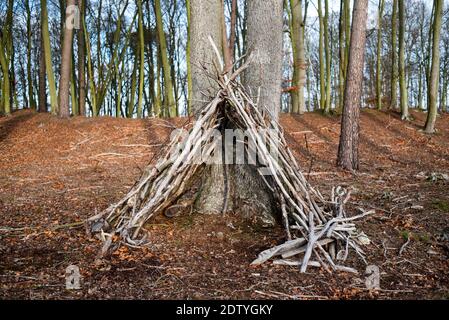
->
289, 0, 307, 114
398, 0, 409, 120
390, 0, 398, 109
78, 0, 86, 116
38, 27, 47, 113
58, 0, 76, 118
189, 0, 226, 214
189, 0, 282, 224
424, 0, 443, 133
244, 0, 283, 119
337, 0, 369, 171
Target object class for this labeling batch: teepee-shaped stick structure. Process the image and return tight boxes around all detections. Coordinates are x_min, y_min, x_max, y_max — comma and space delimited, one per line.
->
88, 40, 371, 273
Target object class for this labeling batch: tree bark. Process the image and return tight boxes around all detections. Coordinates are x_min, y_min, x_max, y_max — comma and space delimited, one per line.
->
337, 0, 369, 171
185, 0, 192, 115
244, 0, 283, 120
155, 0, 176, 117
424, 0, 443, 134
237, 0, 283, 223
78, 0, 86, 116
189, 0, 280, 225
190, 0, 226, 215
25, 0, 35, 110
398, 0, 409, 120
323, 0, 331, 113
376, 0, 384, 110
317, 0, 326, 111
58, 0, 76, 118
289, 0, 306, 114
390, 0, 398, 109
41, 0, 58, 115
137, 0, 145, 118
38, 26, 47, 113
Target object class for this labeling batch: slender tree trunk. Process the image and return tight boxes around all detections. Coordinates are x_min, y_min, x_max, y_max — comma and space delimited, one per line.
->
418, 64, 424, 110
128, 59, 138, 118
338, 0, 345, 112
0, 39, 11, 115
424, 0, 443, 134
71, 51, 78, 115
25, 0, 35, 109
323, 0, 331, 113
425, 2, 435, 111
317, 0, 326, 111
58, 0, 76, 118
115, 60, 123, 118
398, 0, 409, 120
441, 62, 448, 112
289, 0, 306, 114
155, 54, 162, 117
0, 0, 13, 115
137, 0, 145, 118
222, 0, 232, 72
376, 0, 384, 110
337, 0, 369, 171
229, 0, 237, 61
78, 0, 86, 116
41, 0, 58, 115
155, 0, 176, 117
186, 0, 192, 115
390, 0, 398, 109
38, 28, 47, 113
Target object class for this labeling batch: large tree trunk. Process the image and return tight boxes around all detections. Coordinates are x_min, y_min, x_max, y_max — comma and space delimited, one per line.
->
244, 0, 283, 119
238, 0, 283, 223
337, 0, 369, 171
189, 0, 281, 225
58, 0, 76, 118
424, 0, 443, 134
190, 0, 226, 214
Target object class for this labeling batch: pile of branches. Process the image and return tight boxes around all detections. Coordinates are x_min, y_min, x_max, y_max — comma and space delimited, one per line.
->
88, 40, 371, 273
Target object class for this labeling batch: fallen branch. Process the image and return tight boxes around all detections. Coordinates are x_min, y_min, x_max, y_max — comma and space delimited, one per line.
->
87, 41, 371, 273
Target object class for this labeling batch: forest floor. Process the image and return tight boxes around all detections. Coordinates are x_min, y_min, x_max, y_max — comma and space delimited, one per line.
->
0, 109, 448, 300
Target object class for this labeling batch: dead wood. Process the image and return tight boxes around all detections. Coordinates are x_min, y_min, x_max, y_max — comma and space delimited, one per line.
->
88, 41, 371, 273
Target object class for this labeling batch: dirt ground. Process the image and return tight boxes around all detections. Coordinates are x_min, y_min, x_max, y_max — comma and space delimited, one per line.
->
0, 109, 448, 300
